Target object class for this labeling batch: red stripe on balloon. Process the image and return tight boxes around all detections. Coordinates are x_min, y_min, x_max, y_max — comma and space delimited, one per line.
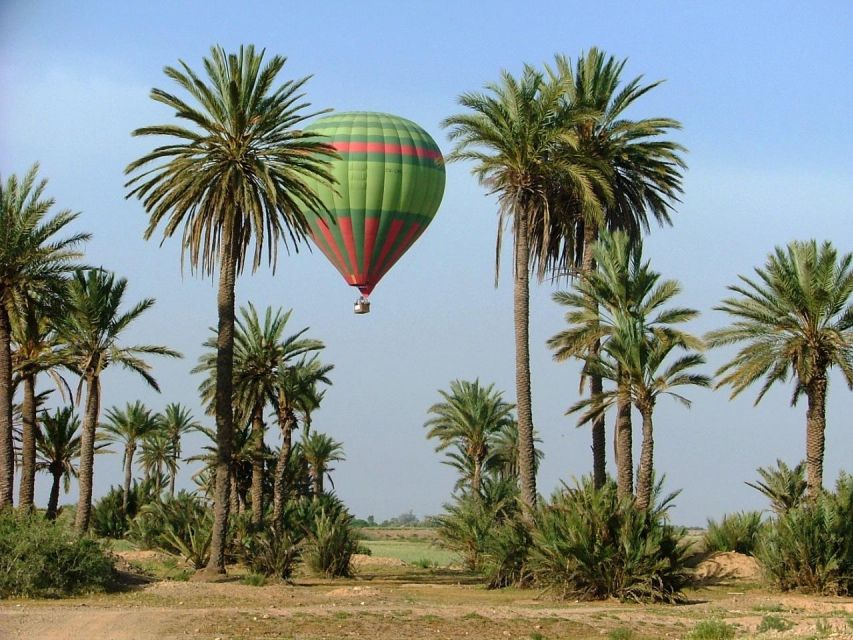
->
337, 217, 360, 283
375, 222, 423, 283
370, 219, 404, 283
333, 141, 442, 160
315, 220, 351, 281
362, 217, 379, 277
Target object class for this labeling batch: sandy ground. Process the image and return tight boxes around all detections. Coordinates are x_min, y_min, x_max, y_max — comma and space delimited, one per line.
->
2, 553, 853, 640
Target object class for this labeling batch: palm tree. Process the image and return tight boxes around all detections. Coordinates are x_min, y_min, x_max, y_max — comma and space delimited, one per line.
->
545, 50, 686, 488
157, 403, 201, 496
745, 459, 807, 514
442, 65, 599, 510
35, 407, 103, 520
706, 240, 853, 496
125, 44, 337, 575
138, 430, 175, 495
102, 401, 161, 511
301, 431, 344, 496
0, 165, 88, 507
11, 295, 73, 509
553, 231, 699, 498
272, 354, 332, 525
56, 269, 180, 533
425, 379, 515, 494
488, 419, 544, 484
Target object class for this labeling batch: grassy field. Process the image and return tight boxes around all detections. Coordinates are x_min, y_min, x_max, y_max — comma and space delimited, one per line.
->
361, 539, 459, 566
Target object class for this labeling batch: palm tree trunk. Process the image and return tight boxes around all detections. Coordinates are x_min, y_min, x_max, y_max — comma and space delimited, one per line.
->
472, 458, 482, 496
0, 303, 14, 508
805, 373, 828, 497
46, 465, 62, 520
614, 373, 633, 500
169, 437, 179, 497
74, 374, 100, 533
204, 225, 237, 577
635, 402, 655, 510
229, 468, 239, 516
311, 468, 322, 497
581, 223, 607, 490
513, 210, 537, 511
272, 405, 295, 528
18, 373, 37, 509
122, 444, 135, 513
250, 405, 265, 527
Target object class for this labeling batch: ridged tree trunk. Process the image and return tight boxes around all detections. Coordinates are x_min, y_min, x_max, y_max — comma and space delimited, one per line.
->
74, 374, 100, 533
805, 371, 828, 498
581, 223, 606, 489
250, 405, 265, 527
122, 443, 135, 512
204, 225, 236, 577
229, 469, 239, 515
169, 438, 178, 497
46, 464, 62, 520
635, 401, 655, 511
0, 303, 14, 508
311, 467, 323, 497
272, 403, 295, 528
614, 372, 633, 500
18, 373, 37, 509
472, 456, 482, 496
513, 210, 537, 511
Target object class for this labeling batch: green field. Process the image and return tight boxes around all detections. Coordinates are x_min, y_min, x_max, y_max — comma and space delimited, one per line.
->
362, 539, 459, 566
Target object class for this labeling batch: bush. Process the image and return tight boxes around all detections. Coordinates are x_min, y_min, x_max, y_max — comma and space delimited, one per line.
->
0, 510, 114, 598
686, 618, 735, 640
91, 481, 158, 539
528, 477, 690, 602
756, 474, 853, 595
703, 511, 764, 555
238, 523, 303, 580
302, 501, 359, 578
128, 492, 212, 569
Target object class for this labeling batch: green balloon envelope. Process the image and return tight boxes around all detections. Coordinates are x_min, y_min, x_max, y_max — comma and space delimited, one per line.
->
303, 112, 445, 296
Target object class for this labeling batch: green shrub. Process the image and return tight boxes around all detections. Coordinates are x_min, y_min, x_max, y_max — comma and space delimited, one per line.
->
0, 510, 114, 598
756, 475, 853, 595
703, 511, 764, 555
128, 492, 212, 569
241, 573, 267, 586
757, 614, 793, 632
481, 510, 532, 588
529, 477, 690, 602
302, 503, 359, 578
238, 524, 303, 580
746, 459, 807, 515
91, 486, 134, 538
686, 618, 735, 640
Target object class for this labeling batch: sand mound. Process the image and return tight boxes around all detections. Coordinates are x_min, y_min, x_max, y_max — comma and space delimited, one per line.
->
350, 554, 406, 568
694, 551, 761, 582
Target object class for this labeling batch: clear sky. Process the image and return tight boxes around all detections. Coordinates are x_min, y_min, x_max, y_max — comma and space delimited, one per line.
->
1, 0, 851, 525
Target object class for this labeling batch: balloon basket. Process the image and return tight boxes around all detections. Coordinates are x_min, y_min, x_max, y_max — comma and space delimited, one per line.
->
354, 296, 371, 314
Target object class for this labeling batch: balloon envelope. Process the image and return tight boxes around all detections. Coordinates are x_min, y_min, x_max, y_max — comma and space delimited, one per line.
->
303, 112, 445, 296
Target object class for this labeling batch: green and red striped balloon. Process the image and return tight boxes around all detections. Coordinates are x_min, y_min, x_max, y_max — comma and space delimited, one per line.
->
303, 112, 445, 297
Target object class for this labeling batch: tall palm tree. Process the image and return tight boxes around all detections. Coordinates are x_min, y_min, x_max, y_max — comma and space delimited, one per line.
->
545, 50, 686, 488
552, 231, 699, 498
11, 295, 73, 509
301, 431, 344, 496
706, 240, 853, 496
272, 354, 332, 525
125, 44, 337, 575
442, 65, 600, 510
424, 379, 515, 495
102, 401, 161, 511
157, 402, 201, 496
56, 269, 180, 533
35, 407, 107, 520
138, 429, 175, 495
0, 165, 88, 507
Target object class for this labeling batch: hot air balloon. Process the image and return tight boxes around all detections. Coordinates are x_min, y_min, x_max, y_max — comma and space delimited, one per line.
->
303, 112, 445, 313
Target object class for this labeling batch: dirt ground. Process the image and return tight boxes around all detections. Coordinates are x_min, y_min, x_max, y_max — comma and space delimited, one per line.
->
2, 553, 853, 640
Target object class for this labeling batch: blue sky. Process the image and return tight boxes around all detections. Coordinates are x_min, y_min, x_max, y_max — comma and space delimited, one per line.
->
1, 1, 851, 524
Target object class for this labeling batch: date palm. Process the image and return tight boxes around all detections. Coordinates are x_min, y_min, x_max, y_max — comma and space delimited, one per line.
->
102, 401, 161, 511
0, 165, 88, 507
138, 429, 175, 495
301, 431, 344, 496
553, 231, 699, 498
545, 50, 686, 488
56, 269, 180, 533
488, 419, 544, 484
707, 240, 853, 496
442, 65, 600, 510
157, 403, 201, 496
126, 44, 337, 575
425, 379, 515, 495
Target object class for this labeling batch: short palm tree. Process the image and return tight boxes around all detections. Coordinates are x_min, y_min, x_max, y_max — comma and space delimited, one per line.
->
157, 403, 201, 496
0, 165, 88, 507
425, 379, 515, 495
544, 50, 686, 488
138, 429, 175, 494
442, 65, 598, 510
488, 419, 544, 483
126, 44, 337, 575
56, 269, 180, 533
302, 431, 344, 496
707, 240, 853, 496
102, 401, 162, 511
35, 407, 100, 520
